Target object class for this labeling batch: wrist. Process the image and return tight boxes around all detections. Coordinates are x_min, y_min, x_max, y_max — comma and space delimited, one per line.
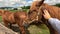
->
47, 16, 51, 20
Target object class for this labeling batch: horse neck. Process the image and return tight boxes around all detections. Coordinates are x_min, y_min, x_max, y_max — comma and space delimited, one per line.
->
41, 3, 60, 20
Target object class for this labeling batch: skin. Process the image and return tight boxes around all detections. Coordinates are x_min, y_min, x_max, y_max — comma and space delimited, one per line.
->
43, 9, 51, 20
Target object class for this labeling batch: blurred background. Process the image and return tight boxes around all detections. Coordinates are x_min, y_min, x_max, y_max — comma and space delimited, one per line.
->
0, 0, 60, 34
0, 0, 60, 10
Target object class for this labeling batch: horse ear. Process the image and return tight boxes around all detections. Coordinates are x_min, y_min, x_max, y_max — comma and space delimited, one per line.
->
36, 0, 45, 7
39, 0, 45, 5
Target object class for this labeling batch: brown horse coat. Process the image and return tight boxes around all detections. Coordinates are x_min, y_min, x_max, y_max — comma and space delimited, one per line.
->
29, 0, 60, 34
39, 3, 60, 34
0, 10, 28, 34
14, 11, 29, 34
0, 10, 15, 26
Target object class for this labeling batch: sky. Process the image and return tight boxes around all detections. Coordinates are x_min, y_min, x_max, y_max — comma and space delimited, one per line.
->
0, 0, 60, 7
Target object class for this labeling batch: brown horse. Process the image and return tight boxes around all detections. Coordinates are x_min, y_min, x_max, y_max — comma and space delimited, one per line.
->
0, 10, 29, 34
0, 10, 15, 27
14, 11, 29, 34
13, 9, 41, 34
29, 0, 60, 34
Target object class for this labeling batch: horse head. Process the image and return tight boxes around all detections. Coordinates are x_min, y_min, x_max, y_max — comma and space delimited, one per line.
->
28, 0, 45, 23
29, 0, 45, 12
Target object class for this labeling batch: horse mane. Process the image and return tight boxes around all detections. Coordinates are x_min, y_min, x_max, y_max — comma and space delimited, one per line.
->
40, 3, 60, 19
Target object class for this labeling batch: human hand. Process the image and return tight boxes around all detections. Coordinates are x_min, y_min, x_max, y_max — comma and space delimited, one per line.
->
43, 9, 51, 20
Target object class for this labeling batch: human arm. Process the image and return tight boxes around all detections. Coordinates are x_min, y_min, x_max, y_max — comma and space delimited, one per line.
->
48, 18, 60, 34
43, 9, 60, 34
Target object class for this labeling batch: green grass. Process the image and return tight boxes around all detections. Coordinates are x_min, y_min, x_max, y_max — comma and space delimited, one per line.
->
9, 10, 17, 12
0, 16, 2, 22
28, 24, 50, 34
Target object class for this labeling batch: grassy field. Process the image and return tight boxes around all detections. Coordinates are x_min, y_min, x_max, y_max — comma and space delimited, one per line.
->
0, 16, 2, 22
0, 10, 50, 34
28, 24, 50, 34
